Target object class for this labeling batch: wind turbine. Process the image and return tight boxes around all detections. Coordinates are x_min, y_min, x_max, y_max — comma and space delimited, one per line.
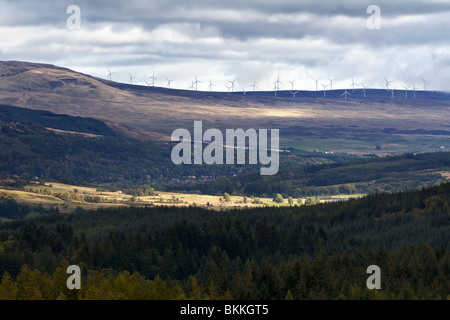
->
225, 84, 231, 93
387, 89, 394, 99
148, 72, 157, 86
385, 78, 393, 91
321, 83, 328, 97
403, 85, 410, 99
422, 78, 427, 91
188, 81, 195, 91
194, 76, 201, 91
313, 78, 321, 91
328, 78, 335, 90
251, 81, 258, 91
288, 79, 296, 91
228, 79, 237, 92
144, 80, 150, 86
107, 68, 114, 81
242, 88, 246, 95
166, 78, 174, 88
360, 82, 367, 98
341, 89, 351, 99
350, 78, 358, 93
289, 90, 299, 98
208, 80, 215, 91
128, 73, 135, 85
275, 75, 282, 91
412, 83, 416, 99
272, 82, 278, 96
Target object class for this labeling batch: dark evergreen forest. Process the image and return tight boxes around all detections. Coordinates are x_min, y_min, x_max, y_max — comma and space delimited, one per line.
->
0, 182, 449, 299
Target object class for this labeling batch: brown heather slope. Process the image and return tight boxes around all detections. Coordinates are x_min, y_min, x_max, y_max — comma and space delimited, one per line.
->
0, 60, 449, 154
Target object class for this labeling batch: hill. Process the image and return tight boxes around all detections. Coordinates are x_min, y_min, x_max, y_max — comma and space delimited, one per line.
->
0, 61, 449, 155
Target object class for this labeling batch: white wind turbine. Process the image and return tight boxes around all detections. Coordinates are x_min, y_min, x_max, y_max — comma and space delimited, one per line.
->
403, 85, 410, 99
251, 81, 258, 91
194, 76, 201, 91
107, 68, 114, 81
385, 77, 393, 91
350, 78, 358, 93
166, 78, 174, 88
313, 78, 321, 91
290, 90, 300, 98
412, 83, 416, 98
321, 83, 328, 97
360, 82, 367, 98
228, 79, 237, 92
128, 73, 135, 85
148, 72, 157, 86
422, 78, 427, 91
328, 78, 335, 90
225, 84, 232, 93
341, 89, 351, 99
207, 80, 215, 91
274, 75, 282, 91
288, 79, 296, 91
387, 88, 394, 99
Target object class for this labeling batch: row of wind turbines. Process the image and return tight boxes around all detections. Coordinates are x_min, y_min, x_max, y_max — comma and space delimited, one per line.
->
106, 68, 428, 99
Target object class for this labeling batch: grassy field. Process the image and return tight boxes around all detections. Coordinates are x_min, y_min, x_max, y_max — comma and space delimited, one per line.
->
0, 180, 363, 214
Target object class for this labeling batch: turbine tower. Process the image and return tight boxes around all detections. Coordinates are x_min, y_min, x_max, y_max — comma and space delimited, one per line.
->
321, 83, 327, 97
194, 76, 201, 91
208, 80, 215, 91
360, 82, 367, 98
275, 75, 282, 91
385, 78, 393, 91
289, 90, 299, 98
422, 78, 427, 91
166, 78, 174, 88
341, 89, 351, 99
288, 79, 296, 91
107, 68, 114, 81
313, 78, 321, 91
228, 79, 237, 92
412, 83, 416, 99
350, 78, 358, 93
128, 73, 135, 85
148, 72, 157, 86
403, 85, 410, 99
388, 89, 394, 99
328, 78, 335, 90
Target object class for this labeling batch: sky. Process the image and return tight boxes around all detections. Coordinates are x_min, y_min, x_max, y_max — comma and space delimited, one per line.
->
1, 0, 450, 92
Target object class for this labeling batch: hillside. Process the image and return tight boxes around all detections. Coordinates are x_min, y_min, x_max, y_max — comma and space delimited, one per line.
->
0, 105, 357, 187
0, 182, 449, 300
0, 61, 449, 155
169, 151, 450, 197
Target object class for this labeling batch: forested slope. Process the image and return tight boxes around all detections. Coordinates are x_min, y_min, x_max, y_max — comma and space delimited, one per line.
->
0, 182, 449, 299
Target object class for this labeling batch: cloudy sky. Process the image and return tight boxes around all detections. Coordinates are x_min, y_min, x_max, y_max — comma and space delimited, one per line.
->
1, 0, 450, 91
